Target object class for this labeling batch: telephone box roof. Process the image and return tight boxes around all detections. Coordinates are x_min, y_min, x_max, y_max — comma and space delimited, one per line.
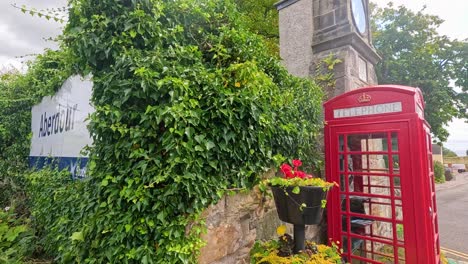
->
324, 85, 425, 108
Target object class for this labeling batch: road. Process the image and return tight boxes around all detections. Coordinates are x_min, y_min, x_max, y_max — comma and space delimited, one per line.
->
436, 172, 468, 262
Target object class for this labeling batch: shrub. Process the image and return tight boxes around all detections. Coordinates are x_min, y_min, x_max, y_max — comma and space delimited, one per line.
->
434, 161, 445, 183
26, 167, 89, 260
0, 208, 36, 264
0, 0, 323, 262
57, 0, 324, 262
0, 49, 73, 211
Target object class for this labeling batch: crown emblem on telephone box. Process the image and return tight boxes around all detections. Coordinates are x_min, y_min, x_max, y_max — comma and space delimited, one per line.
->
358, 93, 371, 103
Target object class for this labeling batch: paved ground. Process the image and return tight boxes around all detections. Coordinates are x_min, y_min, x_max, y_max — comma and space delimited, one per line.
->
436, 172, 468, 263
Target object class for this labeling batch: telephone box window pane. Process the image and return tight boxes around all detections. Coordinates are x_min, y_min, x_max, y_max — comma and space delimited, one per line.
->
350, 218, 374, 237
398, 247, 406, 263
339, 135, 345, 151
347, 133, 387, 152
351, 220, 394, 241
357, 174, 390, 195
392, 155, 400, 174
347, 134, 364, 151
396, 205, 404, 221
341, 196, 348, 212
342, 213, 350, 230
397, 224, 404, 242
348, 174, 363, 193
369, 198, 394, 220
359, 154, 390, 171
393, 176, 401, 187
349, 154, 363, 171
395, 198, 402, 206
370, 242, 396, 263
341, 235, 349, 253
351, 175, 392, 196
393, 177, 402, 197
340, 174, 347, 192
391, 132, 399, 152
347, 237, 394, 263
339, 155, 345, 171
349, 196, 368, 214
342, 235, 367, 259
370, 185, 391, 196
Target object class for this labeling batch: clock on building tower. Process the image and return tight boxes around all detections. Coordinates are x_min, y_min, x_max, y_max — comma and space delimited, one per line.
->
276, 0, 381, 97
351, 0, 367, 34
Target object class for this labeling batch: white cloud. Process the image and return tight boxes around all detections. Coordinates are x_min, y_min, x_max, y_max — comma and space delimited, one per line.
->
373, 0, 468, 40
0, 0, 65, 67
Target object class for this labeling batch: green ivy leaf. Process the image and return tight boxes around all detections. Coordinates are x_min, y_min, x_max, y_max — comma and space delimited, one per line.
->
70, 231, 84, 242
292, 186, 300, 194
205, 141, 215, 150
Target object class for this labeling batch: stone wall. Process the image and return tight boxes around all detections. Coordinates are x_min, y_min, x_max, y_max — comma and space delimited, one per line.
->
277, 0, 314, 78
445, 157, 468, 168
198, 175, 323, 263
312, 45, 378, 98
198, 186, 279, 264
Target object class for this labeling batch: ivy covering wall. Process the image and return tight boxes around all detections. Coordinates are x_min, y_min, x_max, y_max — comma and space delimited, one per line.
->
0, 49, 72, 210
1, 0, 324, 263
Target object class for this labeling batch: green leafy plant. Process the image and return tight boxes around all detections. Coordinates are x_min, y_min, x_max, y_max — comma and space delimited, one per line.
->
314, 54, 342, 99
261, 160, 336, 194
434, 161, 445, 183
0, 208, 36, 264
1, 0, 324, 262
250, 226, 342, 264
26, 167, 88, 259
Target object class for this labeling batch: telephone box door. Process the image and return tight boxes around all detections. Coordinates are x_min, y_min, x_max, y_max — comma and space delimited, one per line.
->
327, 121, 426, 263
325, 85, 441, 263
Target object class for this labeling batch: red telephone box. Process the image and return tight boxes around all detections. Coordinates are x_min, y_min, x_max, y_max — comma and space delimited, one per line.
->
324, 85, 440, 263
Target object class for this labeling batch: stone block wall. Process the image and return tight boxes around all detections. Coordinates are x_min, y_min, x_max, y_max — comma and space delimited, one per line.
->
198, 180, 324, 263
198, 187, 279, 264
277, 0, 314, 78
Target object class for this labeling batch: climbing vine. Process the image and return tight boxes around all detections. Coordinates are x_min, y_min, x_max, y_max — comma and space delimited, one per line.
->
2, 0, 324, 263
0, 49, 74, 262
314, 54, 342, 99
0, 49, 73, 210
57, 0, 324, 262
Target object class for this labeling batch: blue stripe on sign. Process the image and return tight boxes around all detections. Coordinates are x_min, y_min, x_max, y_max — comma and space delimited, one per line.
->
29, 156, 88, 180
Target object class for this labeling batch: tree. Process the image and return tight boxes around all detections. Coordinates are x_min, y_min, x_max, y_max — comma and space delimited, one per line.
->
233, 0, 279, 55
233, 2, 467, 142
371, 3, 467, 142
443, 147, 458, 157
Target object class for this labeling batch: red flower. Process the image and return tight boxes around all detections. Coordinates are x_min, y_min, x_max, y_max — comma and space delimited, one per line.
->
285, 170, 294, 178
280, 160, 315, 179
292, 159, 302, 168
280, 164, 293, 178
295, 171, 306, 179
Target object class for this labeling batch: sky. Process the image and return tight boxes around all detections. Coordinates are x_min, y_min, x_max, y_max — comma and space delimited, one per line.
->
0, 0, 467, 155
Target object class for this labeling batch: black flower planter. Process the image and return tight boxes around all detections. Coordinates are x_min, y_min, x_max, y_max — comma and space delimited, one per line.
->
271, 186, 328, 225
271, 186, 329, 253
